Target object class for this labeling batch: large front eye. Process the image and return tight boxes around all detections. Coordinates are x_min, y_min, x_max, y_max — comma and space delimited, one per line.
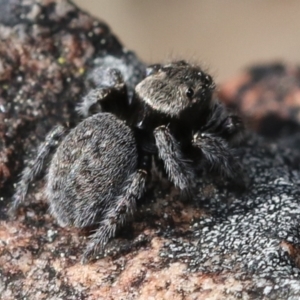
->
186, 88, 194, 99
204, 74, 212, 86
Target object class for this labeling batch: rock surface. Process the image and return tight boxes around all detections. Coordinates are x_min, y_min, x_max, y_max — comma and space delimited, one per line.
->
219, 63, 300, 138
1, 1, 300, 299
0, 0, 144, 190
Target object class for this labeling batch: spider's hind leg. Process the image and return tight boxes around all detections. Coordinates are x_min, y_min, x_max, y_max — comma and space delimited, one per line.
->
9, 125, 66, 216
76, 68, 128, 118
81, 169, 147, 264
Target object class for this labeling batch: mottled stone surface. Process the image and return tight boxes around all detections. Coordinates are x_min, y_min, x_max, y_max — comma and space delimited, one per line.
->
0, 0, 144, 189
219, 63, 300, 138
1, 1, 300, 300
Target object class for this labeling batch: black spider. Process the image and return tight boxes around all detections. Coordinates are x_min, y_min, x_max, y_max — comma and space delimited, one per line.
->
9, 60, 244, 263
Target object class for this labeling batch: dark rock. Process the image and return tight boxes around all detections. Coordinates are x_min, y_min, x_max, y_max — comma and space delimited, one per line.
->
219, 63, 300, 138
0, 0, 144, 190
1, 1, 300, 299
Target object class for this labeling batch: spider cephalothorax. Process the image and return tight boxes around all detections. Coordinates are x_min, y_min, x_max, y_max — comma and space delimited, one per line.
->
10, 60, 244, 263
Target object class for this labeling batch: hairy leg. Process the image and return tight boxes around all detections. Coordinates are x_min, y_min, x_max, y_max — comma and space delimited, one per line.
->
154, 125, 194, 195
76, 68, 128, 118
192, 132, 239, 180
82, 169, 147, 264
202, 102, 244, 145
9, 125, 66, 216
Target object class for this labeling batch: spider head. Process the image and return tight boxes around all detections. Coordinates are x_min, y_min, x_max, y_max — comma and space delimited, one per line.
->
135, 60, 216, 120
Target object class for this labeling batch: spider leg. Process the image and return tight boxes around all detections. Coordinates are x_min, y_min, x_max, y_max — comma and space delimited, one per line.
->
81, 169, 147, 264
202, 102, 244, 145
221, 114, 245, 145
9, 125, 66, 216
76, 68, 128, 118
192, 132, 240, 180
153, 125, 194, 196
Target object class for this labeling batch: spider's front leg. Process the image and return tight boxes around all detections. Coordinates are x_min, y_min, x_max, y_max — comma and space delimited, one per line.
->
202, 102, 245, 145
153, 125, 194, 197
193, 103, 246, 183
192, 132, 236, 179
192, 131, 247, 189
76, 68, 128, 118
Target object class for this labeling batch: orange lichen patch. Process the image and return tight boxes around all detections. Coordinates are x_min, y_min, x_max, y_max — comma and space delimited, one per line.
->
285, 90, 300, 107
219, 72, 250, 104
240, 87, 263, 113
11, 250, 34, 274
87, 238, 162, 299
66, 257, 115, 286
111, 259, 247, 300
0, 221, 32, 248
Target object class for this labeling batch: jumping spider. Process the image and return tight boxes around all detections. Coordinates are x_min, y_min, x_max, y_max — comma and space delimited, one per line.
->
10, 60, 244, 263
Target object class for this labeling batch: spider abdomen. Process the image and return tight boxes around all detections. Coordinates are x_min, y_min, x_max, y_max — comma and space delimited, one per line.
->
46, 113, 138, 228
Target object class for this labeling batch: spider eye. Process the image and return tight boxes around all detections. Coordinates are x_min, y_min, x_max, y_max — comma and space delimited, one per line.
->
146, 64, 161, 76
186, 88, 194, 99
204, 75, 212, 86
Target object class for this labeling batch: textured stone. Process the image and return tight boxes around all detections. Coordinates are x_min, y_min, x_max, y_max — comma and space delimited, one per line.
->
1, 1, 300, 299
219, 63, 300, 138
0, 0, 144, 189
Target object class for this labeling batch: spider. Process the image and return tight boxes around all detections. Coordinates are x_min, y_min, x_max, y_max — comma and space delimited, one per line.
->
9, 60, 244, 263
